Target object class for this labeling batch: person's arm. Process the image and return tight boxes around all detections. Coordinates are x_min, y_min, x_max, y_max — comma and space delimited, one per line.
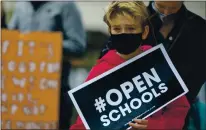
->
146, 95, 190, 129
61, 2, 86, 57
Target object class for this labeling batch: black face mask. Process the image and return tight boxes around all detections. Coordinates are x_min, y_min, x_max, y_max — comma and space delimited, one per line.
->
111, 33, 142, 55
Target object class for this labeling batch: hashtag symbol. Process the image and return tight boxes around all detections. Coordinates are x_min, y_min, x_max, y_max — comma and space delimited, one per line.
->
94, 97, 106, 113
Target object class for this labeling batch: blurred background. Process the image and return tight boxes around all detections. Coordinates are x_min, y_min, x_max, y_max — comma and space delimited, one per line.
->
2, 1, 206, 89
2, 1, 206, 90
1, 1, 206, 129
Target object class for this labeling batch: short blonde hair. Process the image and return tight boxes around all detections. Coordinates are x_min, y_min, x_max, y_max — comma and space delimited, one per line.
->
104, 1, 149, 27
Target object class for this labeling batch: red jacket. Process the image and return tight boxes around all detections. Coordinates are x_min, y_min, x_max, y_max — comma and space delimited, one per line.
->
70, 46, 190, 130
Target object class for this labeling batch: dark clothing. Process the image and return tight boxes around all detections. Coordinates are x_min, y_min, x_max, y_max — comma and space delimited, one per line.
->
1, 11, 7, 28
147, 3, 206, 104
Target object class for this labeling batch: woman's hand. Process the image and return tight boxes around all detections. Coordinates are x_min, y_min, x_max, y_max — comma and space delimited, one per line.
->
129, 119, 148, 130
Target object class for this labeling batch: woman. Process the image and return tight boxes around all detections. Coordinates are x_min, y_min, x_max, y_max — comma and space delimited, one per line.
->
70, 1, 190, 130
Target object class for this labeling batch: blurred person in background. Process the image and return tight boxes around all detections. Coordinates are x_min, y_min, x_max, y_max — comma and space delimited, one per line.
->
8, 1, 86, 129
99, 1, 206, 129
1, 2, 7, 28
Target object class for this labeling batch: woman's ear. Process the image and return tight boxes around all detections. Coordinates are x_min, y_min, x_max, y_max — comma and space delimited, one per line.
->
142, 25, 149, 40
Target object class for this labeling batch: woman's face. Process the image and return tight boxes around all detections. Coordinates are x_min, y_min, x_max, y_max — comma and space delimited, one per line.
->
110, 14, 149, 40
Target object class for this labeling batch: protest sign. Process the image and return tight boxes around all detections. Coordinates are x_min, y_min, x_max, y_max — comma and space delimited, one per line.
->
1, 29, 62, 129
68, 44, 189, 130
